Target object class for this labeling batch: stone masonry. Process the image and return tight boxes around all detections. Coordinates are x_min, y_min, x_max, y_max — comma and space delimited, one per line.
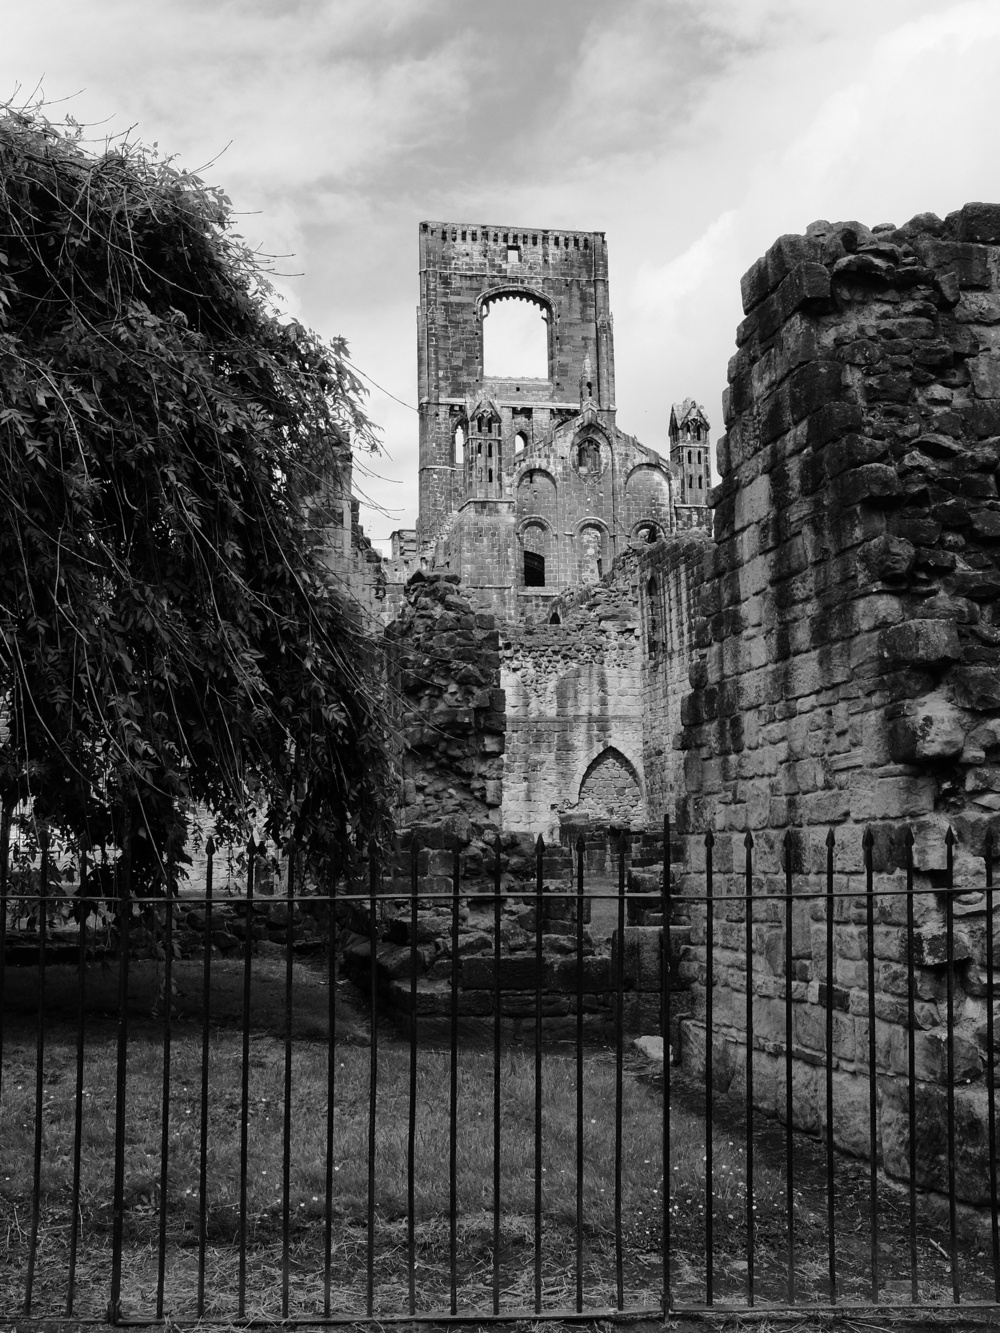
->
677, 203, 1000, 1203
386, 222, 709, 623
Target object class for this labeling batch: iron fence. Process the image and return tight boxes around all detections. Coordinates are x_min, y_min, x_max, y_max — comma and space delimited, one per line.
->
0, 814, 999, 1323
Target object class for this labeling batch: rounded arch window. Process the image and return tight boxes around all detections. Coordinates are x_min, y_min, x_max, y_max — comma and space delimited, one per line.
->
514, 431, 527, 455
520, 521, 551, 588
633, 522, 661, 545
454, 423, 465, 467
579, 525, 605, 584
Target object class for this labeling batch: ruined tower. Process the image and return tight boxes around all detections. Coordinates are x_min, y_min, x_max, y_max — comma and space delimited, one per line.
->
412, 221, 697, 619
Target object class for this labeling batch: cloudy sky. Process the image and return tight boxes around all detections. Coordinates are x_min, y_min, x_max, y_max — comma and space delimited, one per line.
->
7, 0, 1000, 548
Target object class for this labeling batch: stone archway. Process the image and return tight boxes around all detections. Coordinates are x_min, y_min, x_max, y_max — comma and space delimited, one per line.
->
576, 746, 644, 826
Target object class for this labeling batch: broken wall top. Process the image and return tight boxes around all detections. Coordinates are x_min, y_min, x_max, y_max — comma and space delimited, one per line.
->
684, 201, 1000, 886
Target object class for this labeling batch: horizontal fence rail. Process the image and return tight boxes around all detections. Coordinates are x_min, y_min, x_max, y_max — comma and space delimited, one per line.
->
0, 819, 998, 1322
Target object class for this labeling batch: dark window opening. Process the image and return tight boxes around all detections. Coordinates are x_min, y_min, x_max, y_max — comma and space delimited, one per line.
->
524, 551, 545, 587
687, 450, 692, 463
698, 475, 703, 489
549, 611, 561, 625
688, 473, 694, 488
488, 442, 493, 458
488, 468, 493, 483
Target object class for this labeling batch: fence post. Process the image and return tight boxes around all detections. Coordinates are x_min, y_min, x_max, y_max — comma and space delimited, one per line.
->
945, 826, 959, 1301
783, 829, 795, 1305
705, 828, 715, 1306
987, 829, 1000, 1300
744, 830, 755, 1307
661, 814, 671, 1317
904, 826, 918, 1304
109, 812, 133, 1325
824, 828, 837, 1305
862, 826, 878, 1303
25, 824, 50, 1317
534, 833, 544, 1315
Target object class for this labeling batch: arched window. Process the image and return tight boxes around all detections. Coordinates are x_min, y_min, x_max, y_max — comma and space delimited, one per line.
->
579, 526, 604, 584
647, 576, 659, 656
521, 523, 550, 587
514, 431, 527, 456
454, 423, 465, 467
549, 611, 561, 625
576, 439, 601, 476
483, 295, 549, 378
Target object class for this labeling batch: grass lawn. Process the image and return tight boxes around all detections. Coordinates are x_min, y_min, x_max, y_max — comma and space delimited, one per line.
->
0, 956, 997, 1323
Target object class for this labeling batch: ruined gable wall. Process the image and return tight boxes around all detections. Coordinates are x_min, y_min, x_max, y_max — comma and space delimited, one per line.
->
500, 530, 708, 840
501, 579, 645, 839
677, 203, 1000, 1198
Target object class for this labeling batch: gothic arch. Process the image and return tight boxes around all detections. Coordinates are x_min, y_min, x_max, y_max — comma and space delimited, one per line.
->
573, 746, 645, 825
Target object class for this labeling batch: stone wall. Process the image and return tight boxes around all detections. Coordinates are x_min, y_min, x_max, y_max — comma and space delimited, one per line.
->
635, 535, 711, 824
499, 531, 709, 843
676, 203, 1000, 1201
501, 578, 646, 839
385, 571, 504, 832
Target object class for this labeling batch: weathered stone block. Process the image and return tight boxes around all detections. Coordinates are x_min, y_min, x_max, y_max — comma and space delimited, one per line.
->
953, 202, 1000, 243
836, 464, 902, 506
889, 695, 966, 762
878, 620, 961, 666
460, 955, 549, 990
952, 665, 1000, 711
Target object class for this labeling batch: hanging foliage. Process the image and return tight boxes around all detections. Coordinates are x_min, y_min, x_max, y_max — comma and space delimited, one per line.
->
0, 104, 393, 886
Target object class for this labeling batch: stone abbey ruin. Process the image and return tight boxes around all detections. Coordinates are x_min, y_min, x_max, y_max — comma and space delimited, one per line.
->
343, 205, 1000, 1201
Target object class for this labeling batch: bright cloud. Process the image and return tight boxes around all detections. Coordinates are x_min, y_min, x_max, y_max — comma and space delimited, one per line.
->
4, 0, 998, 538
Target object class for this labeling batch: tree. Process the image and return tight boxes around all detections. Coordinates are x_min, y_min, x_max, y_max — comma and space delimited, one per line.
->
0, 104, 392, 887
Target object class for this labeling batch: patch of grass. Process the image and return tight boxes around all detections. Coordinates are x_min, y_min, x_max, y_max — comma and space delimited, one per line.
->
1, 960, 997, 1322
0, 960, 672, 1321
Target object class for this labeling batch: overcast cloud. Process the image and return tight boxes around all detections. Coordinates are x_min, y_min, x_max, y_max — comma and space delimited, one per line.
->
7, 0, 1000, 546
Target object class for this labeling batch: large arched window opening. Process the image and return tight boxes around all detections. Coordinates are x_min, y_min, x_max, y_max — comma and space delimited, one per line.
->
520, 522, 551, 588
482, 295, 549, 379
454, 423, 465, 468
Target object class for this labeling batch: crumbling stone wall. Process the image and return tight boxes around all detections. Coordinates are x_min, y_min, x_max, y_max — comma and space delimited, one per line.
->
501, 578, 646, 838
385, 571, 504, 834
678, 203, 1000, 1202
